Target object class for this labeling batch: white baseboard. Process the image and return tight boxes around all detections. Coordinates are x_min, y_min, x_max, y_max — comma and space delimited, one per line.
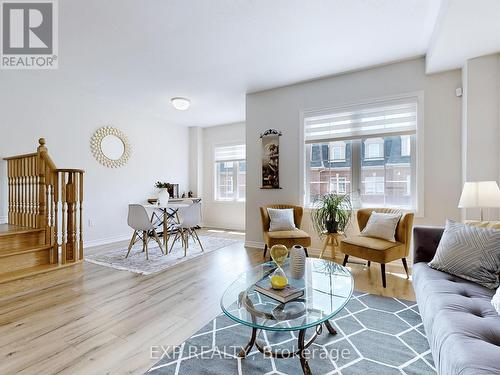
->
202, 221, 245, 232
0, 216, 7, 224
85, 233, 131, 248
244, 240, 265, 249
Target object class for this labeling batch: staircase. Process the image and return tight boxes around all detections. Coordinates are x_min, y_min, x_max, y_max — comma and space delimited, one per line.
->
0, 139, 84, 283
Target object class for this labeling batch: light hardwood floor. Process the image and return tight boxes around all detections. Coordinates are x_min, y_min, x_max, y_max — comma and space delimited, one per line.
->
0, 229, 414, 375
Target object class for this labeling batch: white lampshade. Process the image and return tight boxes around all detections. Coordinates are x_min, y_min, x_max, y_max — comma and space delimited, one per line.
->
458, 181, 500, 208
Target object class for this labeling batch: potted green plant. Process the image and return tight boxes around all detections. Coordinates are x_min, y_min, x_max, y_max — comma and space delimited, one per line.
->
311, 193, 352, 236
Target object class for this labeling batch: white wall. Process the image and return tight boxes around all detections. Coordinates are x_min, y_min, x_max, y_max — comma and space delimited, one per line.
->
200, 123, 246, 231
461, 53, 500, 220
0, 82, 189, 246
245, 58, 463, 249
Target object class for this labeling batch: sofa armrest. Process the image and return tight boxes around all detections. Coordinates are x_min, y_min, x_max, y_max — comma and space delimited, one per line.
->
412, 226, 444, 264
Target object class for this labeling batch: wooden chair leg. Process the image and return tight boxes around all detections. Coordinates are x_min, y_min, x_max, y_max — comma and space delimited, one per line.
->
304, 248, 309, 257
263, 244, 268, 259
402, 258, 409, 279
381, 263, 386, 288
125, 230, 137, 258
143, 231, 149, 260
192, 229, 204, 252
342, 255, 349, 266
367, 261, 371, 267
182, 230, 187, 257
152, 230, 165, 255
169, 231, 180, 253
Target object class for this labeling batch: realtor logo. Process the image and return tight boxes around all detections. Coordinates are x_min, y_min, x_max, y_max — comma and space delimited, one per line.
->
1, 0, 58, 69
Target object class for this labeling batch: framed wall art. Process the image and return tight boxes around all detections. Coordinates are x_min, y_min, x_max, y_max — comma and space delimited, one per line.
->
260, 129, 282, 189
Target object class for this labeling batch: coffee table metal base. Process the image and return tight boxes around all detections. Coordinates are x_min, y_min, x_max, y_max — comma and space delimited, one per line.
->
238, 321, 337, 375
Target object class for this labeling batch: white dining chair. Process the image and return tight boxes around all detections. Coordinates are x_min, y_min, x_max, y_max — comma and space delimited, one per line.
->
169, 201, 204, 256
126, 204, 165, 260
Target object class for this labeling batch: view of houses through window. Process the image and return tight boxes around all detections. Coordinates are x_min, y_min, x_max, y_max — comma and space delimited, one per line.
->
304, 98, 418, 209
214, 144, 246, 201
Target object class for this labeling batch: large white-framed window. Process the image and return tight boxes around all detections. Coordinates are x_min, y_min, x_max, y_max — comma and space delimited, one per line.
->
303, 96, 420, 211
214, 144, 246, 202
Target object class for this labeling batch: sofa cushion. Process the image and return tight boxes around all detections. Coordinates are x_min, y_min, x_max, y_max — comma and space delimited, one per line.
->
413, 263, 500, 375
428, 219, 500, 289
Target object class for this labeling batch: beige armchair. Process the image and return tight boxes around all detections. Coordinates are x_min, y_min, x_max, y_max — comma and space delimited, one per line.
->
260, 204, 311, 258
340, 208, 414, 288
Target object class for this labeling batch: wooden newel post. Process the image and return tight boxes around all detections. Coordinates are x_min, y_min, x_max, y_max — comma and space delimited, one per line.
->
66, 173, 77, 262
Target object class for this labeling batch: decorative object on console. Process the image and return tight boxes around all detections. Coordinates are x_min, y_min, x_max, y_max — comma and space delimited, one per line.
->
90, 126, 131, 168
428, 219, 500, 289
290, 245, 306, 278
458, 181, 500, 220
267, 207, 296, 231
260, 129, 281, 189
360, 211, 401, 242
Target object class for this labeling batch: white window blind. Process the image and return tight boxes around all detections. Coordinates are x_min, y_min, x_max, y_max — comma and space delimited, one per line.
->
304, 98, 417, 143
214, 144, 246, 161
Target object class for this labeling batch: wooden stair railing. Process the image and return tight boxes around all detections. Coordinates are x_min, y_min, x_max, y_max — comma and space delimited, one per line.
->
2, 138, 84, 280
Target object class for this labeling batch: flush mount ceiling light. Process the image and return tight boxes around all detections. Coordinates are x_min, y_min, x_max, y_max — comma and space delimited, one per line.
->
171, 97, 191, 111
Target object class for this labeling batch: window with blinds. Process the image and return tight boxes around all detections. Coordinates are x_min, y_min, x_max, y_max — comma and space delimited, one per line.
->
214, 144, 246, 202
304, 99, 417, 143
304, 97, 419, 211
214, 144, 246, 162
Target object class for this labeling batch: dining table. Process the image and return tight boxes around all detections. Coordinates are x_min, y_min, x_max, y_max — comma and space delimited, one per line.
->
142, 202, 190, 247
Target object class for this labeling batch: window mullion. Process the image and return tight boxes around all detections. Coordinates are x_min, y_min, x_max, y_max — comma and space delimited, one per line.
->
351, 140, 361, 201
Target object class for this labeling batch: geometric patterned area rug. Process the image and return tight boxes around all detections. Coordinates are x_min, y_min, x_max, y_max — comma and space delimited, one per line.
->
85, 235, 239, 276
147, 292, 436, 374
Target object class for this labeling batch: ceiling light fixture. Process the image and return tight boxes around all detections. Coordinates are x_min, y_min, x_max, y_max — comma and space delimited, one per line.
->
171, 97, 191, 111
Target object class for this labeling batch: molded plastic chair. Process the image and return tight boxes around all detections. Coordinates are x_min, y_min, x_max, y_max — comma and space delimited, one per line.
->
169, 201, 204, 256
126, 204, 165, 259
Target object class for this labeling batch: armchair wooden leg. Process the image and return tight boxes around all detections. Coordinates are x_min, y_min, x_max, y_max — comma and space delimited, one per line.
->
402, 258, 409, 279
304, 248, 309, 257
263, 244, 268, 259
342, 255, 349, 266
381, 263, 386, 288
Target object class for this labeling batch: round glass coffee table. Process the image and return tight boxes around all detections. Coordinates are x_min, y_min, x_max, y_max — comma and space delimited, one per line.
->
221, 258, 354, 375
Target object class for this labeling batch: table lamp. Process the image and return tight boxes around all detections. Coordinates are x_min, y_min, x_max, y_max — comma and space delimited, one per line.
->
458, 181, 500, 220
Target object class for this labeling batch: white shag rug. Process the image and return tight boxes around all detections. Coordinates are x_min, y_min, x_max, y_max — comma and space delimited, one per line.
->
85, 235, 240, 275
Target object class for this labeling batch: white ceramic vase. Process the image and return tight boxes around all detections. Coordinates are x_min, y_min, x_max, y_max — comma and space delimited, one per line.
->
158, 188, 170, 206
290, 245, 306, 279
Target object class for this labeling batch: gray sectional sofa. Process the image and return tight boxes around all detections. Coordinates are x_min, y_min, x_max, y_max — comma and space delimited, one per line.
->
412, 226, 500, 375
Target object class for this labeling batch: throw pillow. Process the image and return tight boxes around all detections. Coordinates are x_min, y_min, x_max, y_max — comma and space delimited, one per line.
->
492, 288, 500, 315
429, 219, 500, 289
267, 208, 297, 232
360, 211, 401, 242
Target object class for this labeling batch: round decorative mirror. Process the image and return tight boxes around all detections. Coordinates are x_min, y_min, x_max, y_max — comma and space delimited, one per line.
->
90, 126, 131, 168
